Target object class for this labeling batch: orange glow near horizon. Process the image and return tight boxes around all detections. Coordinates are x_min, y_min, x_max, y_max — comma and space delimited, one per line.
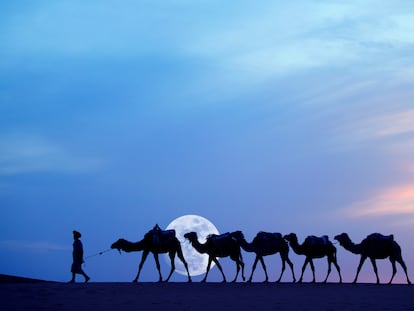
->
342, 184, 414, 218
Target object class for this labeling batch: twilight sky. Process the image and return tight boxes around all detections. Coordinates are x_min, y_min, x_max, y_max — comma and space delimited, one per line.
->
1, 1, 414, 283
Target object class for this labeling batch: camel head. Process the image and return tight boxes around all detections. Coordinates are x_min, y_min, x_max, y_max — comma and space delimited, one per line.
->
184, 232, 198, 242
111, 238, 127, 254
283, 233, 297, 243
334, 233, 350, 246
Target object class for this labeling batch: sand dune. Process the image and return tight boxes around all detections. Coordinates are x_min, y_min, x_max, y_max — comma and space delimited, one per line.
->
0, 274, 53, 284
1, 276, 412, 310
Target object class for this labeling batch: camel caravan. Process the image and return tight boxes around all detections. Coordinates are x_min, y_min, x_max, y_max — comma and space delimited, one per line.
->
111, 225, 411, 285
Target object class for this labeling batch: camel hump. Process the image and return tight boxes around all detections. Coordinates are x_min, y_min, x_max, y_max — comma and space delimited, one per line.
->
157, 229, 176, 240
367, 233, 394, 242
162, 229, 176, 238
306, 235, 330, 246
208, 232, 231, 241
150, 227, 176, 245
257, 231, 282, 240
271, 232, 283, 239
206, 233, 218, 240
207, 232, 235, 245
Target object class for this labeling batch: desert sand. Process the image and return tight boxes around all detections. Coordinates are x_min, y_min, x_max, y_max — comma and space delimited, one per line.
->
1, 275, 413, 310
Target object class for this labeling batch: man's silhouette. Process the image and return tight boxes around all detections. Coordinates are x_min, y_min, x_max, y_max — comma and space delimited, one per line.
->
69, 230, 90, 283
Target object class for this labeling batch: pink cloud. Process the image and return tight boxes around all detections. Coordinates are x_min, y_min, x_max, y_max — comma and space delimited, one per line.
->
342, 184, 414, 218
374, 109, 414, 137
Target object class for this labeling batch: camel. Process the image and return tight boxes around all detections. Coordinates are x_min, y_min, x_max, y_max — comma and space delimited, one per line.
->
231, 231, 296, 282
111, 225, 192, 282
334, 233, 411, 284
184, 231, 245, 282
283, 233, 342, 283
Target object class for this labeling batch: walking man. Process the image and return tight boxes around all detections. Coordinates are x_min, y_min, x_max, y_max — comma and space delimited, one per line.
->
69, 230, 90, 283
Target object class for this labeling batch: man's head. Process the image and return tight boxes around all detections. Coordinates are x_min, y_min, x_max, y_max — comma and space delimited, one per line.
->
73, 230, 82, 239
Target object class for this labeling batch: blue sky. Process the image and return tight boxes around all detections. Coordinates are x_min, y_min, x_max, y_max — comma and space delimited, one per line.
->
1, 1, 414, 283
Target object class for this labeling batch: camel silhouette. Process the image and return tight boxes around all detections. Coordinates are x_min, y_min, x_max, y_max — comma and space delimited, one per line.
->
284, 233, 342, 283
184, 231, 245, 283
111, 225, 192, 282
334, 233, 411, 284
231, 231, 296, 282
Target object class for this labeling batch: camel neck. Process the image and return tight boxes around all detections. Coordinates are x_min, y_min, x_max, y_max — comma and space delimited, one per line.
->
189, 237, 208, 254
238, 236, 255, 252
340, 238, 361, 254
124, 239, 145, 252
288, 238, 305, 255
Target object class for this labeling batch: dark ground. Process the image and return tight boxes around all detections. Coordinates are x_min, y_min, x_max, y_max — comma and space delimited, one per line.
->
1, 275, 412, 311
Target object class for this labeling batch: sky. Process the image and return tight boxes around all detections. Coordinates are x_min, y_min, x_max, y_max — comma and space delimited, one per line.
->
1, 0, 414, 283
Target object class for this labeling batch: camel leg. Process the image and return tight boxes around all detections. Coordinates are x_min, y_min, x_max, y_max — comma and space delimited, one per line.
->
152, 253, 163, 282
176, 246, 192, 282
134, 250, 149, 282
276, 255, 286, 283
298, 258, 310, 283
388, 258, 397, 284
309, 259, 316, 283
201, 257, 213, 283
281, 251, 295, 282
353, 255, 367, 284
229, 253, 245, 282
396, 257, 411, 285
232, 259, 240, 282
370, 257, 380, 284
323, 257, 332, 283
248, 256, 260, 282
239, 253, 245, 281
214, 258, 227, 283
333, 258, 342, 283
259, 257, 269, 283
164, 251, 175, 282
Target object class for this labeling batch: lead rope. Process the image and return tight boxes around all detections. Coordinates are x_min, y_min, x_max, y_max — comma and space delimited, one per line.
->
84, 248, 113, 261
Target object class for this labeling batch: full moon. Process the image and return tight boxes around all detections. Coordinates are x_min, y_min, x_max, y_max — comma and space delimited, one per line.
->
164, 215, 219, 276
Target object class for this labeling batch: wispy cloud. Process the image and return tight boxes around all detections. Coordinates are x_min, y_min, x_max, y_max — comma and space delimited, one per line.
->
187, 2, 414, 73
0, 134, 102, 175
373, 110, 414, 137
332, 108, 414, 153
3, 2, 413, 68
341, 184, 414, 218
372, 13, 414, 45
0, 240, 70, 252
